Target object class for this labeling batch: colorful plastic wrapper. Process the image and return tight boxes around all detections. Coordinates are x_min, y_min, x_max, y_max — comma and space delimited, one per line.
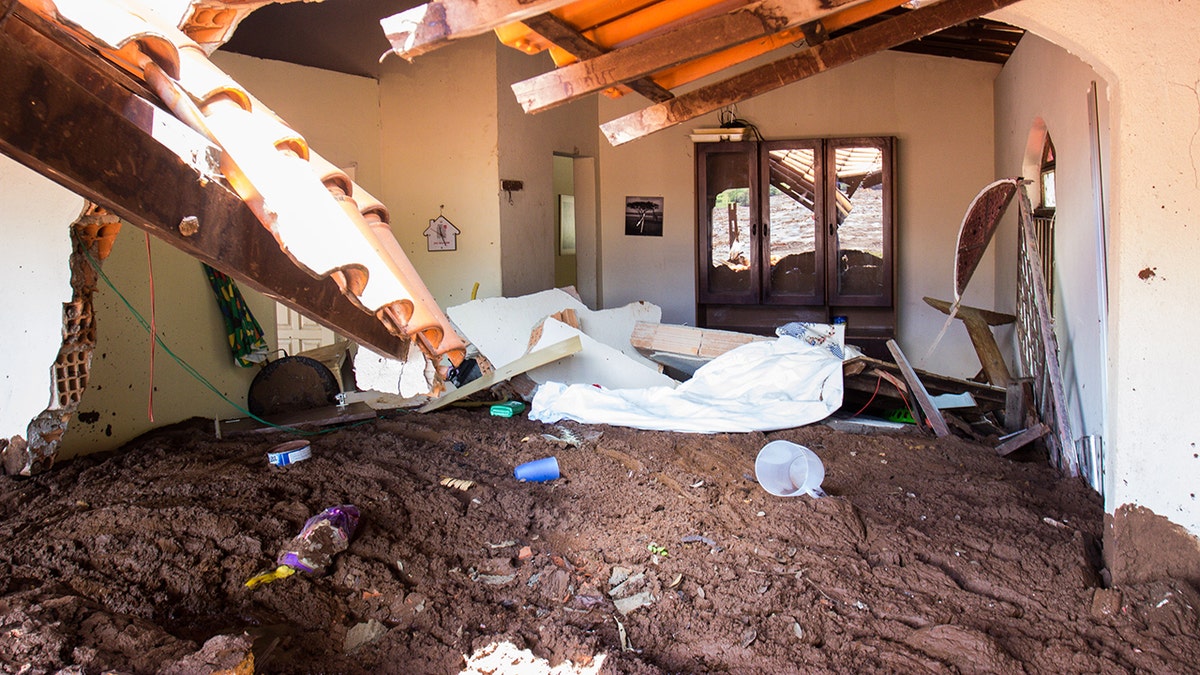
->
276, 504, 360, 574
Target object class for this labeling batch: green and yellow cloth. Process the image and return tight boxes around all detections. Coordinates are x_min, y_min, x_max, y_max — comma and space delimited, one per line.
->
202, 263, 270, 367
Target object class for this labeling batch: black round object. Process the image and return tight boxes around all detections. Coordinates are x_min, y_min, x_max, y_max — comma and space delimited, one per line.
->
247, 355, 340, 417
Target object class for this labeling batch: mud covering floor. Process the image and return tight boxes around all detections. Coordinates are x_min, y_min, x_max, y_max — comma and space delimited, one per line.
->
1, 411, 1197, 673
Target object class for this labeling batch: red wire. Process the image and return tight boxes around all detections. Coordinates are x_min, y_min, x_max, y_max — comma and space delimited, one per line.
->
848, 374, 918, 425
849, 374, 883, 418
145, 233, 156, 423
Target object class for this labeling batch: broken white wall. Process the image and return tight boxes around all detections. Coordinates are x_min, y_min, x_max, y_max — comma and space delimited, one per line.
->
995, 0, 1200, 573
496, 45, 600, 299
0, 156, 83, 440
58, 226, 278, 458
54, 52, 380, 456
378, 36, 503, 307
597, 50, 1001, 378
993, 33, 1109, 465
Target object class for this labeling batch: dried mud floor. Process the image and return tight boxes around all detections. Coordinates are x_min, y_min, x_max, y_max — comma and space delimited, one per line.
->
1, 411, 1198, 674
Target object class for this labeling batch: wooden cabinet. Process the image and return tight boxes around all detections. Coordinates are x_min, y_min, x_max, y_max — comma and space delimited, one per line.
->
695, 137, 896, 357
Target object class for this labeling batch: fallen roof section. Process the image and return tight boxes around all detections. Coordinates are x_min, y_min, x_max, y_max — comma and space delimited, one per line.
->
382, 0, 1024, 145
0, 4, 406, 358
5, 0, 466, 364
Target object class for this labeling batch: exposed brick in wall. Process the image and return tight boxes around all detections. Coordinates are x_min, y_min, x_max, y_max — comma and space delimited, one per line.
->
0, 205, 120, 476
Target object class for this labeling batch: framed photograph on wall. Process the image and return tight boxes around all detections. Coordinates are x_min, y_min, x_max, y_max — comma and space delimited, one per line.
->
625, 196, 664, 236
559, 194, 576, 255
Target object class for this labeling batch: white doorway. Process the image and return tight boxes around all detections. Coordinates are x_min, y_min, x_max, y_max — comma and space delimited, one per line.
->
276, 304, 335, 356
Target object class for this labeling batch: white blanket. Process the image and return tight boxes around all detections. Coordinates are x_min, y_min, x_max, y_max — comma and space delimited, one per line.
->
529, 335, 843, 433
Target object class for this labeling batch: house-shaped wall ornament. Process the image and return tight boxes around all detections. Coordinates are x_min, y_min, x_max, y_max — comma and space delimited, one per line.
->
423, 215, 460, 252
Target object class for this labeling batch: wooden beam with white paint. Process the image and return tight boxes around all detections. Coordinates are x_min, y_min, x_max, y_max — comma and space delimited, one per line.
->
520, 12, 673, 104
513, 0, 868, 114
887, 339, 951, 438
601, 0, 1023, 145
382, 0, 578, 60
630, 321, 769, 359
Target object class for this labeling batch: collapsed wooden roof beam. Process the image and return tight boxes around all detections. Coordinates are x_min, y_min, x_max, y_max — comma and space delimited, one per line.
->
521, 11, 673, 105
0, 7, 408, 358
513, 0, 872, 114
382, 0, 577, 61
601, 0, 1023, 146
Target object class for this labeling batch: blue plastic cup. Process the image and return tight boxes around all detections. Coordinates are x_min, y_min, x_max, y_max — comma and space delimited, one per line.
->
514, 456, 560, 482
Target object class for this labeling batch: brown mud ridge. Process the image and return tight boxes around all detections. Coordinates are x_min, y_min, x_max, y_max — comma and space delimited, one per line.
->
1, 412, 1197, 673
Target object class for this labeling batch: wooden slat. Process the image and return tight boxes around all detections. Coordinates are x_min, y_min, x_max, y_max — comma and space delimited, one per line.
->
1017, 188, 1078, 475
520, 12, 673, 104
923, 296, 1014, 386
0, 9, 408, 358
995, 423, 1049, 457
382, 0, 578, 60
630, 321, 768, 359
924, 297, 1015, 327
215, 402, 378, 438
420, 336, 582, 412
1004, 377, 1033, 432
512, 0, 871, 114
601, 0, 1023, 146
887, 339, 950, 437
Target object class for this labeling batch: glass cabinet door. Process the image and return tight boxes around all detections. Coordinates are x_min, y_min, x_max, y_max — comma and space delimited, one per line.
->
761, 140, 824, 305
697, 143, 760, 303
825, 137, 893, 306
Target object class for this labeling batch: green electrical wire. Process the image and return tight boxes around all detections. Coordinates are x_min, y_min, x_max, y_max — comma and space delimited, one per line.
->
83, 247, 373, 437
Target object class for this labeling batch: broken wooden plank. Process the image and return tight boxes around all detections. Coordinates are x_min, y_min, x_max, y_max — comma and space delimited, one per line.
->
512, 0, 868, 114
1004, 377, 1033, 433
420, 335, 582, 412
630, 321, 768, 359
995, 423, 1049, 456
843, 355, 1005, 406
601, 0, 1023, 145
215, 402, 378, 438
381, 0, 577, 61
924, 297, 1015, 386
0, 9, 408, 358
520, 12, 673, 105
886, 339, 950, 437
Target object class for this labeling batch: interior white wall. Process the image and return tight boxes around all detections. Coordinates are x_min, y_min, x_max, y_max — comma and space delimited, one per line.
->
212, 52, 384, 193
496, 46, 600, 299
994, 0, 1200, 540
598, 50, 1001, 378
378, 37, 503, 307
0, 156, 84, 440
993, 33, 1109, 459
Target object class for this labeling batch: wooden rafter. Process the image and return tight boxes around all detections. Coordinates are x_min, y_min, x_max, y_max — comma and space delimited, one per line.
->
512, 0, 870, 114
520, 12, 673, 105
382, 0, 578, 61
601, 0, 1023, 145
0, 7, 408, 358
